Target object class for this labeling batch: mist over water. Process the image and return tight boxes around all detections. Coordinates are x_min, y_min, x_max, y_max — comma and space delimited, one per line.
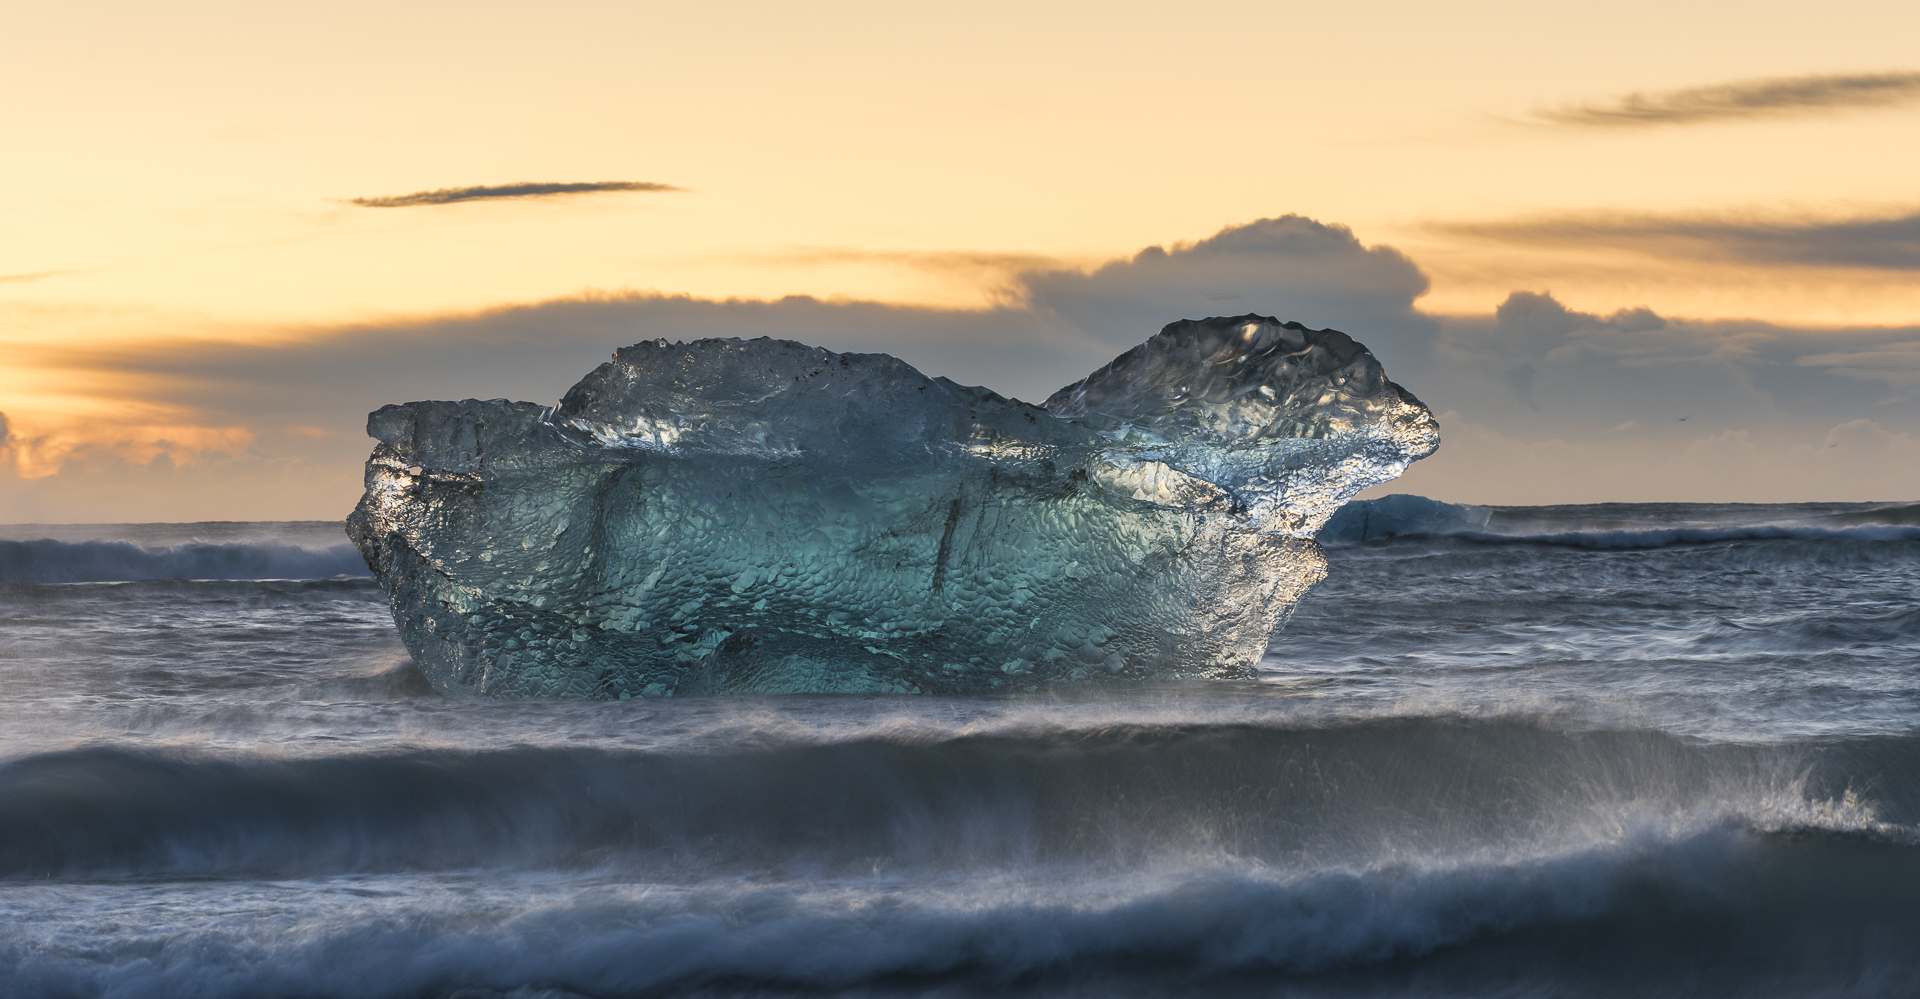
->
2, 500, 1918, 998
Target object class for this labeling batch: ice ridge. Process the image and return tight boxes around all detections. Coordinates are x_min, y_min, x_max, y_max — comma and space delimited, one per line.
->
348, 315, 1439, 698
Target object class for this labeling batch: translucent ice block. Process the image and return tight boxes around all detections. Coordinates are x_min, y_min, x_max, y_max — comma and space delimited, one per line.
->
348, 316, 1438, 697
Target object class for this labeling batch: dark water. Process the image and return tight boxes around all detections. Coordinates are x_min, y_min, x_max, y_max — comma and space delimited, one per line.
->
2, 500, 1918, 998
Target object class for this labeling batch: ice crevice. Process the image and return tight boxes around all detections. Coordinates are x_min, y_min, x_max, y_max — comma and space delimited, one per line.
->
347, 315, 1439, 698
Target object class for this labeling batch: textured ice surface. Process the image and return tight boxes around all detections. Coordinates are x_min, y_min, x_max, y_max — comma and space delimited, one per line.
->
348, 316, 1438, 698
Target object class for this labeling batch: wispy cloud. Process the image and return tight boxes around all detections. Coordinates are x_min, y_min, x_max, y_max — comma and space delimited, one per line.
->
0, 271, 69, 285
1533, 71, 1920, 128
743, 247, 1066, 305
346, 181, 680, 208
1796, 342, 1920, 386
754, 248, 1063, 274
1436, 209, 1920, 270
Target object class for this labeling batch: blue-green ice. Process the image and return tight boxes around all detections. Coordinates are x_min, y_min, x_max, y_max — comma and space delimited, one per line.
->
348, 316, 1438, 697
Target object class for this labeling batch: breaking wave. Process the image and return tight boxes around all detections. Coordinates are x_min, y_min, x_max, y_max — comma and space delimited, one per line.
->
4, 718, 1912, 879
1323, 495, 1920, 549
3, 725, 1917, 998
1467, 523, 1920, 549
0, 538, 370, 583
6, 717, 1920, 997
7, 511, 1920, 998
6, 830, 1920, 999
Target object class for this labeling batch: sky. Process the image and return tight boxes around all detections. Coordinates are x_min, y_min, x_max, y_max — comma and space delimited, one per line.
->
3, 0, 1918, 522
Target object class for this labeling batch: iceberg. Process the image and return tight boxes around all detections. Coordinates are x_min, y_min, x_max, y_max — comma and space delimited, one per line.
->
347, 316, 1438, 698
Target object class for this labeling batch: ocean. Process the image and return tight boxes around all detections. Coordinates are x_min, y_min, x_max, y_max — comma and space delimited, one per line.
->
3, 498, 1918, 998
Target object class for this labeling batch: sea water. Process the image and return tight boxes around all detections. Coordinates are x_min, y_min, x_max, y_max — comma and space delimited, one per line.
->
2, 500, 1918, 997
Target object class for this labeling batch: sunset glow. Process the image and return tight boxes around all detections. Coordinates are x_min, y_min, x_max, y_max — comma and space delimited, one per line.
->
4, 0, 1918, 519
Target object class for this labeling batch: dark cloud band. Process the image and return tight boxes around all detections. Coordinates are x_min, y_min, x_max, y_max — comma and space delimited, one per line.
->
8, 213, 1919, 517
1439, 209, 1920, 271
347, 181, 679, 208
1536, 71, 1920, 127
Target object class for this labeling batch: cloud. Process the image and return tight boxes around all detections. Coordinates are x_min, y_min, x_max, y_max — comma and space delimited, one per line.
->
0, 218, 1454, 519
1796, 341, 1920, 386
1437, 208, 1920, 271
1383, 411, 1920, 504
0, 271, 69, 285
1426, 291, 1920, 453
345, 181, 680, 208
1534, 71, 1920, 128
0, 295, 1096, 521
754, 248, 1063, 273
14, 217, 1442, 443
0, 432, 340, 524
19, 295, 1091, 421
8, 217, 1920, 519
743, 247, 1067, 305
1020, 215, 1439, 372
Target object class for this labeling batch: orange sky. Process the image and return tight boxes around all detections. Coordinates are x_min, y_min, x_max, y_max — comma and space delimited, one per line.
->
3, 0, 1918, 519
